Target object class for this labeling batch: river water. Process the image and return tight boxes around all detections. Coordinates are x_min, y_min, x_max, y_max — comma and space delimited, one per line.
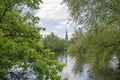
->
57, 54, 119, 80
57, 55, 92, 80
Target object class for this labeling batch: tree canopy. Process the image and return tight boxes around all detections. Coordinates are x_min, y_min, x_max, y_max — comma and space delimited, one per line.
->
0, 0, 63, 80
64, 0, 120, 79
64, 0, 120, 27
43, 33, 68, 53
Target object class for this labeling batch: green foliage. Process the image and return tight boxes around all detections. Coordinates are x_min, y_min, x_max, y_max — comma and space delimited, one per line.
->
68, 26, 120, 79
0, 0, 63, 80
64, 0, 120, 27
65, 0, 120, 79
43, 33, 68, 53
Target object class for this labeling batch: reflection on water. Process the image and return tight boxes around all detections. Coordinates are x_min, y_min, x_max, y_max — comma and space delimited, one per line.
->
57, 55, 92, 80
57, 54, 120, 80
58, 55, 76, 80
57, 55, 120, 80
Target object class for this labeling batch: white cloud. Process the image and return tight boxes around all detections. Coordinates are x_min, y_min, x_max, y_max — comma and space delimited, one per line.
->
60, 20, 80, 28
54, 25, 64, 30
53, 24, 74, 39
36, 0, 69, 20
59, 34, 65, 39
41, 31, 49, 37
59, 20, 70, 28
35, 0, 75, 39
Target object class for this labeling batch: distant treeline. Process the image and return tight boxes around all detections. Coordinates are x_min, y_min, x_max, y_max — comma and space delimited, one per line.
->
43, 33, 69, 53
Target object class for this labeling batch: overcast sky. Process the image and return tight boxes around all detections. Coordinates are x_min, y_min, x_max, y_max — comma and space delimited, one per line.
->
35, 0, 74, 39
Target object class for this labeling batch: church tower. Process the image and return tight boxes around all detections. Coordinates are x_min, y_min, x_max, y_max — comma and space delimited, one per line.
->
65, 30, 68, 40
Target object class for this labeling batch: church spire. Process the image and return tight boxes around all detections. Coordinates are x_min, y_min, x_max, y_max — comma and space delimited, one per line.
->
65, 30, 68, 40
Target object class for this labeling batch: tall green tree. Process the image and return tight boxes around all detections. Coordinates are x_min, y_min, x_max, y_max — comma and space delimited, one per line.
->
0, 0, 63, 80
64, 0, 120, 79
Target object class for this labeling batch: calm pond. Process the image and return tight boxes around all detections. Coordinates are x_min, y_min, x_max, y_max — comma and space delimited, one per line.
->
57, 54, 119, 80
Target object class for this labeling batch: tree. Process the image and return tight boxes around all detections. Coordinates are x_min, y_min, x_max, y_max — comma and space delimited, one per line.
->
64, 0, 120, 27
64, 0, 120, 79
0, 0, 63, 80
43, 33, 68, 53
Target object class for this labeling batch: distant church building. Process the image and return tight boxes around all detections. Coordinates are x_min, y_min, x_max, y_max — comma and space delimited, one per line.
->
65, 30, 68, 40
